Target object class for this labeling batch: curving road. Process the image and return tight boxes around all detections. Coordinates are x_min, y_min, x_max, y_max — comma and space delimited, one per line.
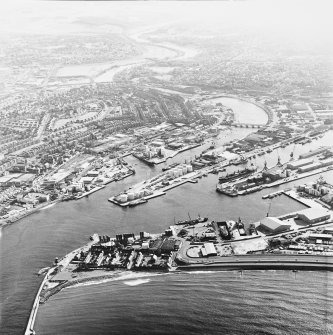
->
176, 254, 333, 272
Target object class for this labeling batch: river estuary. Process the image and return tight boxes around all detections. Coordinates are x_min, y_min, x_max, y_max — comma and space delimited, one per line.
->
1, 96, 333, 334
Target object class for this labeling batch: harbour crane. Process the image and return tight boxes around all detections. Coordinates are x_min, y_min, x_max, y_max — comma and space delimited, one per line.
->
266, 198, 273, 217
290, 143, 297, 161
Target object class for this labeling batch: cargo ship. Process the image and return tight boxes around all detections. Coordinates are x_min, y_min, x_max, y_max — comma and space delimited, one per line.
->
128, 199, 148, 207
230, 156, 248, 165
162, 163, 179, 171
61, 194, 76, 201
218, 166, 256, 183
176, 216, 208, 226
132, 153, 155, 166
216, 185, 238, 197
237, 219, 246, 236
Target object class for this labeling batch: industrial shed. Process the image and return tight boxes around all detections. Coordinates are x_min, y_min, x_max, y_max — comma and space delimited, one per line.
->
287, 158, 313, 170
203, 243, 217, 256
259, 217, 291, 234
297, 208, 331, 224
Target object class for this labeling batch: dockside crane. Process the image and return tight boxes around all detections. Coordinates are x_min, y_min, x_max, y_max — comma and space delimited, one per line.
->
266, 198, 273, 217
290, 143, 297, 161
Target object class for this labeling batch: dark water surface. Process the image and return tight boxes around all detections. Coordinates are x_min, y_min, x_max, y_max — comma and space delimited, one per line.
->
34, 270, 333, 335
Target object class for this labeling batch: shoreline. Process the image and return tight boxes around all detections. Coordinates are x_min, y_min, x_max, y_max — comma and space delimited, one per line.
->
0, 199, 62, 229
26, 253, 333, 335
0, 168, 135, 229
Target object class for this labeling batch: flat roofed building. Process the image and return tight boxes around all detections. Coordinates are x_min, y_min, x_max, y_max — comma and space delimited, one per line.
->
259, 217, 291, 234
297, 208, 331, 224
0, 175, 17, 185
49, 170, 72, 184
298, 162, 322, 173
81, 176, 95, 184
299, 147, 329, 159
324, 227, 333, 234
287, 158, 313, 170
308, 233, 332, 240
86, 170, 99, 177
204, 243, 217, 256
15, 173, 36, 184
321, 157, 333, 167
168, 142, 183, 150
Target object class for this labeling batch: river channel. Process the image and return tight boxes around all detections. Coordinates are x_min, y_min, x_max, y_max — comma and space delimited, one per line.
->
1, 94, 333, 334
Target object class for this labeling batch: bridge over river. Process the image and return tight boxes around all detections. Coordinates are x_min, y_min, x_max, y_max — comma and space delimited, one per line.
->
230, 122, 264, 129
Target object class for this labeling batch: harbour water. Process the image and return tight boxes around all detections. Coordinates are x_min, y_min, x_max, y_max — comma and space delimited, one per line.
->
1, 100, 333, 334
206, 97, 269, 125
34, 270, 333, 335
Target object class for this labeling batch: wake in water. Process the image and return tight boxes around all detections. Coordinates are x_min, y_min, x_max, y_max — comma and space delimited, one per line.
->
123, 278, 151, 286
69, 271, 169, 289
39, 203, 56, 211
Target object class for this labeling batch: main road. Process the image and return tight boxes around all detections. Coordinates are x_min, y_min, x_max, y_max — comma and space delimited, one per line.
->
176, 254, 333, 271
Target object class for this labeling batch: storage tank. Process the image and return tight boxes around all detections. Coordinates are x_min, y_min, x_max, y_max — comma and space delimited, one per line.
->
127, 192, 135, 201
187, 165, 193, 173
119, 194, 128, 203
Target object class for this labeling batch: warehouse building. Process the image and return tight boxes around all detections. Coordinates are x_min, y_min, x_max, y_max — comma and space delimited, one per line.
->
298, 162, 322, 173
203, 243, 217, 256
297, 208, 331, 224
0, 174, 21, 186
299, 147, 329, 159
10, 173, 36, 186
259, 217, 291, 234
308, 233, 333, 244
287, 158, 313, 170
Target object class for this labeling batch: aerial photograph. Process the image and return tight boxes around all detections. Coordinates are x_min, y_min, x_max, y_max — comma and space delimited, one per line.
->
0, 0, 332, 334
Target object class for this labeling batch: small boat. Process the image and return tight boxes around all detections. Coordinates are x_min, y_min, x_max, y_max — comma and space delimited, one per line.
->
37, 267, 50, 276
128, 199, 148, 207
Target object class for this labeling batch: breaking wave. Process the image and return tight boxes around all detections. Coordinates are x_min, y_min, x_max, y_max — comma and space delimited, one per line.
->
69, 271, 167, 289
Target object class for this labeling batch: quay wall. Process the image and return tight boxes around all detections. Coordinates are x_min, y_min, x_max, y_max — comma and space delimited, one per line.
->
176, 255, 333, 272
24, 269, 53, 335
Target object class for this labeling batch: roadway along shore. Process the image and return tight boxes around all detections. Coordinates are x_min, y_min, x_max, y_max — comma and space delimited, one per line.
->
24, 252, 333, 335
175, 254, 333, 271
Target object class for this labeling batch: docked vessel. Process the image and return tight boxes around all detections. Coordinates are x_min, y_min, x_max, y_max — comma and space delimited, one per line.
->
237, 219, 246, 236
216, 185, 238, 197
162, 163, 179, 172
128, 199, 148, 207
230, 156, 248, 165
176, 216, 208, 226
62, 194, 76, 201
218, 166, 256, 183
132, 153, 155, 166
